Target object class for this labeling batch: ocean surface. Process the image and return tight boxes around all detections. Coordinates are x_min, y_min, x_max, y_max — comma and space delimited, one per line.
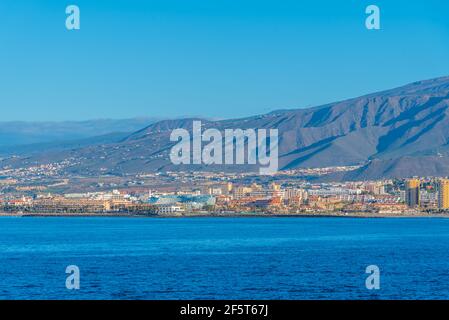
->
0, 216, 449, 300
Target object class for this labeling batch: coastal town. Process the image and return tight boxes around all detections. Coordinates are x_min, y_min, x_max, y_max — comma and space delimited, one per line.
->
0, 163, 448, 217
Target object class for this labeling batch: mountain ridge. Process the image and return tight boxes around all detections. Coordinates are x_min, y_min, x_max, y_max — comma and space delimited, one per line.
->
3, 76, 449, 181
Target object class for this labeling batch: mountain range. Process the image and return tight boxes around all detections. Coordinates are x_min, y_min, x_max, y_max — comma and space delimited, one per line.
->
0, 118, 157, 150
2, 76, 449, 181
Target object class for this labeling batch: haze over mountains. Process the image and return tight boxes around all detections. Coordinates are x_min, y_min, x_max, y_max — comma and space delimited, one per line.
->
0, 118, 157, 155
2, 76, 449, 181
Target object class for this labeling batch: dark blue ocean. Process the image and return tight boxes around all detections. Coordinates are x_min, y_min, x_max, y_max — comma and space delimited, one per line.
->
1, 216, 449, 300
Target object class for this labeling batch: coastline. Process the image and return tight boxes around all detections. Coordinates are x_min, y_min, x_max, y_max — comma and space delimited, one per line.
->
1, 212, 449, 218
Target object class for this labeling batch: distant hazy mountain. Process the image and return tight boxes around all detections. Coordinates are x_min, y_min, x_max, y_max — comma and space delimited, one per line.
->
0, 118, 157, 148
3, 76, 449, 180
0, 132, 130, 156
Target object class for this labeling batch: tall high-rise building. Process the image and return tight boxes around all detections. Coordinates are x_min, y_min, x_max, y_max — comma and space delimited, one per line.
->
438, 179, 449, 209
405, 179, 420, 207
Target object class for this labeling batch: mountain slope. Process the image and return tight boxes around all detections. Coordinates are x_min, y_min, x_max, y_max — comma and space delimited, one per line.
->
3, 76, 449, 180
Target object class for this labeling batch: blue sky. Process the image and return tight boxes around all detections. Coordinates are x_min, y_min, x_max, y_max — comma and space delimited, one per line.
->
0, 0, 448, 121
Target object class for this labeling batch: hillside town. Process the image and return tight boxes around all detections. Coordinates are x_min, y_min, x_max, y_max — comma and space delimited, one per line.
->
0, 164, 448, 217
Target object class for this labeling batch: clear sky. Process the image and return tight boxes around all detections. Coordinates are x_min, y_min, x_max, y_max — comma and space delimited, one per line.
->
0, 0, 448, 121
